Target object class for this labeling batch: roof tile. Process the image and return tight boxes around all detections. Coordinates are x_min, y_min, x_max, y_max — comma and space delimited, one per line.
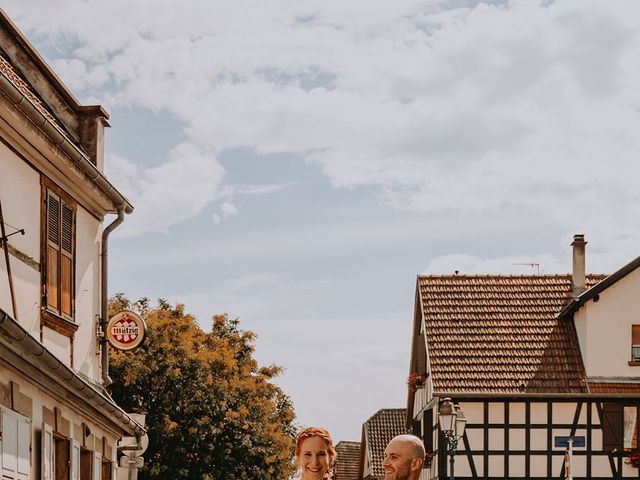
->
334, 441, 360, 480
419, 274, 606, 394
364, 409, 406, 479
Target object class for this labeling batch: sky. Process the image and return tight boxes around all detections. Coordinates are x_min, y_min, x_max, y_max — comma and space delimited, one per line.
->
4, 0, 640, 443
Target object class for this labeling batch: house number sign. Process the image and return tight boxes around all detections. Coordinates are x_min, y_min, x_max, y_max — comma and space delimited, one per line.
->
107, 311, 147, 351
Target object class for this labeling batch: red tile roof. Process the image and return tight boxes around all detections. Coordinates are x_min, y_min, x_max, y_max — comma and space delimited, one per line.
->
363, 408, 406, 479
334, 441, 360, 480
588, 382, 640, 393
419, 274, 606, 394
0, 54, 74, 146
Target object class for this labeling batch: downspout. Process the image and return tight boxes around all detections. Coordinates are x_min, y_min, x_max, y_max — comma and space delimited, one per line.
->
101, 207, 126, 386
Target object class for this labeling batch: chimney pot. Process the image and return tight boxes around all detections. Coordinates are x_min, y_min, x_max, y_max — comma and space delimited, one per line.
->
571, 234, 587, 298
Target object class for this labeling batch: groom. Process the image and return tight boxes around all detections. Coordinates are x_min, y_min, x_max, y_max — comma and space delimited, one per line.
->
382, 434, 426, 480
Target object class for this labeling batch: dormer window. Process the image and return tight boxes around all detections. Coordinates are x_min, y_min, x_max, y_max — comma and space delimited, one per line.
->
633, 325, 640, 362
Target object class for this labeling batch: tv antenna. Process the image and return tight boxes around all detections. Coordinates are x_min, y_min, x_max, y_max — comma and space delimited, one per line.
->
513, 262, 540, 274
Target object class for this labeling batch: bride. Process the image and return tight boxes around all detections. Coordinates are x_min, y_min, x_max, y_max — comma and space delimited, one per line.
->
295, 427, 336, 479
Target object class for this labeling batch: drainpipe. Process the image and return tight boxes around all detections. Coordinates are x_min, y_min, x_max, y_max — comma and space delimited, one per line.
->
101, 207, 126, 386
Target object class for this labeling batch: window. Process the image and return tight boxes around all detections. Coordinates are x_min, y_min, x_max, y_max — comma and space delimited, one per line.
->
625, 406, 638, 450
632, 325, 640, 362
44, 188, 75, 319
0, 406, 31, 480
602, 403, 639, 451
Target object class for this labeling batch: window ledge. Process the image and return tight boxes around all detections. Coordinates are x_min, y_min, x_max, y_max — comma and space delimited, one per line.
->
42, 310, 78, 338
628, 361, 640, 366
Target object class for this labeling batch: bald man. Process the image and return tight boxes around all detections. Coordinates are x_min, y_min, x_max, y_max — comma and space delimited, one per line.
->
382, 434, 426, 480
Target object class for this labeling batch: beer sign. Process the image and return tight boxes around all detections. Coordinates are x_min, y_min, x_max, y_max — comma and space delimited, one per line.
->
107, 311, 146, 351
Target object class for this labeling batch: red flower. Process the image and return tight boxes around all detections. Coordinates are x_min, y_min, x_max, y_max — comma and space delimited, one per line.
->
625, 451, 640, 468
407, 372, 429, 392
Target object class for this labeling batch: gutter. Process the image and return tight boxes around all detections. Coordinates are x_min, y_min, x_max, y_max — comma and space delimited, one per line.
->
100, 207, 125, 386
0, 71, 133, 214
434, 392, 640, 400
0, 307, 144, 436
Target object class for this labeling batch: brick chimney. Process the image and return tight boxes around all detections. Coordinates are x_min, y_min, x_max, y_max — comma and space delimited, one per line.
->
571, 234, 587, 298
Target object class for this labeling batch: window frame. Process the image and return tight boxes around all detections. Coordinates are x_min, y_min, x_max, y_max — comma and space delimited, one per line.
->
40, 178, 78, 338
632, 325, 640, 363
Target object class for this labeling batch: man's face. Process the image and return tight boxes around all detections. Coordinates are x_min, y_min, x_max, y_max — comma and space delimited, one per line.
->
383, 439, 417, 480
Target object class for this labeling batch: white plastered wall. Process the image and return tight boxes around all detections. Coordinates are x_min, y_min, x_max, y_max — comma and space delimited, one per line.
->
73, 207, 101, 381
0, 140, 41, 338
574, 269, 640, 377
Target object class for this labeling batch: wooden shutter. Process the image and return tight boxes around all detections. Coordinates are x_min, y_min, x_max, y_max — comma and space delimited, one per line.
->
71, 440, 80, 480
101, 460, 112, 480
60, 202, 74, 317
45, 189, 74, 318
41, 423, 54, 480
424, 408, 434, 451
1, 408, 31, 480
633, 326, 640, 346
46, 192, 60, 312
55, 437, 70, 480
602, 403, 623, 451
414, 333, 427, 375
412, 419, 421, 437
93, 452, 102, 480
16, 417, 29, 480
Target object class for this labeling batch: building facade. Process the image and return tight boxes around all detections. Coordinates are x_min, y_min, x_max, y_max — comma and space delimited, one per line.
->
408, 235, 640, 479
0, 10, 143, 480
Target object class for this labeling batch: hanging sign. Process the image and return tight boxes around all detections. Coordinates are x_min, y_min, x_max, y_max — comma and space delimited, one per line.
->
106, 311, 146, 351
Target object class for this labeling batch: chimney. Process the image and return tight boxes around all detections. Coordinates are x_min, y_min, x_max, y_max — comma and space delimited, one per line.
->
571, 234, 587, 298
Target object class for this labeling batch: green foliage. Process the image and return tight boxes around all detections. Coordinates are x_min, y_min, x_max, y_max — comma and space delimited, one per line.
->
108, 295, 297, 480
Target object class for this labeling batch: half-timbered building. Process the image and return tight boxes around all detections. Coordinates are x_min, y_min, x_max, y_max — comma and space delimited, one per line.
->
0, 9, 143, 480
408, 235, 640, 479
358, 408, 407, 480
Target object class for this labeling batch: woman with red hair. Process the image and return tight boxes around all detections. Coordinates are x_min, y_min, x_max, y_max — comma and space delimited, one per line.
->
295, 427, 336, 479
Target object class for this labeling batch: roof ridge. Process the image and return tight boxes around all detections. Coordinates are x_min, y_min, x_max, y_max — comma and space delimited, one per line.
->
417, 273, 608, 279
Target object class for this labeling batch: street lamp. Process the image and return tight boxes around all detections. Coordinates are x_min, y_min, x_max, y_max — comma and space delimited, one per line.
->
438, 398, 466, 480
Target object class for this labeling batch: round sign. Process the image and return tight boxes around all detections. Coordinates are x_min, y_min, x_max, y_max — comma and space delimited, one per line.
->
106, 311, 146, 351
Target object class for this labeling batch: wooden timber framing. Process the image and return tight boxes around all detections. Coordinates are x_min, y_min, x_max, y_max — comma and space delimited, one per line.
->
417, 397, 640, 480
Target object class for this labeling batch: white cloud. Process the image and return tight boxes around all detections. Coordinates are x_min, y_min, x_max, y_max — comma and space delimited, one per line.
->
6, 0, 640, 253
219, 201, 238, 218
106, 142, 225, 237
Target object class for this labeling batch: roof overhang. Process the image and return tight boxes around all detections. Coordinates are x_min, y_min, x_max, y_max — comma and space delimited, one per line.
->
433, 392, 640, 400
0, 307, 144, 436
559, 256, 640, 318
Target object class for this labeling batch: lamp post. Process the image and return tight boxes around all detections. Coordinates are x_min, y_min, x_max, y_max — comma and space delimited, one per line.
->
438, 398, 466, 480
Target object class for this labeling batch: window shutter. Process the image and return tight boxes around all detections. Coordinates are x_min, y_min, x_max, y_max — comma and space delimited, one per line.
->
70, 440, 80, 480
60, 202, 74, 317
415, 333, 426, 375
633, 326, 640, 345
46, 192, 60, 312
602, 403, 623, 451
41, 423, 54, 480
17, 417, 29, 480
1, 408, 19, 479
424, 408, 434, 451
412, 419, 421, 437
1, 408, 30, 480
93, 451, 102, 480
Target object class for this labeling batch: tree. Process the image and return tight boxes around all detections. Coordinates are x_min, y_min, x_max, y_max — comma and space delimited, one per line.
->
108, 294, 297, 480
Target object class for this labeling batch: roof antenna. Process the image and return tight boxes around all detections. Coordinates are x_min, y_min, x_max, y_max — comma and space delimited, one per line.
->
513, 262, 540, 274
